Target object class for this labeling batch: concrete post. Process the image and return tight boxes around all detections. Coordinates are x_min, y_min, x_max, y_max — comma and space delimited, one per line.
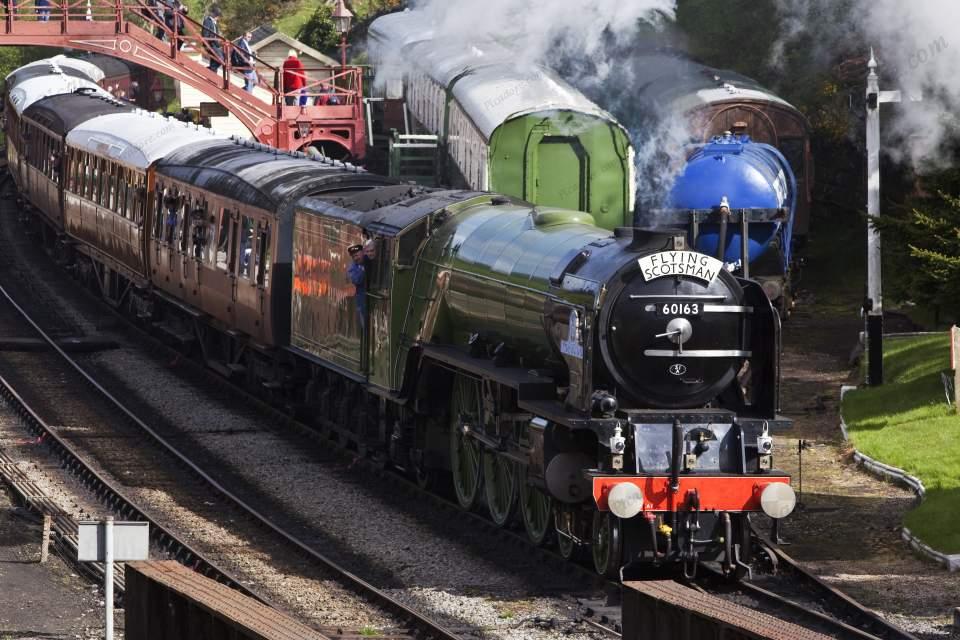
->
953, 326, 960, 411
104, 516, 114, 640
865, 49, 884, 385
40, 514, 51, 563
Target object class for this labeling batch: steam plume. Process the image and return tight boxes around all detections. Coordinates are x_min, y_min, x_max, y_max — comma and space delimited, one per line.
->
774, 0, 960, 168
405, 0, 675, 78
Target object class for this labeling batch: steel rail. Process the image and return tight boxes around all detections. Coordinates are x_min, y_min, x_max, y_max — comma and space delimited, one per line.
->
749, 525, 920, 640
0, 281, 464, 640
696, 563, 886, 640
0, 367, 267, 604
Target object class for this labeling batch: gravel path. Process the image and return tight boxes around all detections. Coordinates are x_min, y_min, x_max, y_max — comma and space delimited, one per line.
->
774, 299, 960, 639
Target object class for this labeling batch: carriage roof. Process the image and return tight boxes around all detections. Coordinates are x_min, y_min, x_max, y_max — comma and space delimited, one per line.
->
625, 52, 797, 114
65, 111, 228, 171
7, 70, 110, 116
155, 138, 389, 212
24, 92, 133, 135
369, 11, 621, 140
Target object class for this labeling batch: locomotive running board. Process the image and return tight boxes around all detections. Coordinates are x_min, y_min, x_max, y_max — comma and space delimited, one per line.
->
420, 344, 555, 402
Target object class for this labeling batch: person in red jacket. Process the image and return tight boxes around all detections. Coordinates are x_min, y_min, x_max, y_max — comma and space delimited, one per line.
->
282, 49, 306, 106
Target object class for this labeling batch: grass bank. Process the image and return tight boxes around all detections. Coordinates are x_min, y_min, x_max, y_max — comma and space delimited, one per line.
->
842, 333, 960, 554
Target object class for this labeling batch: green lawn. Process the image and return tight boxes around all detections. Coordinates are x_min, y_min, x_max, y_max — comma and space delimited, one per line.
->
275, 1, 316, 37
842, 333, 960, 553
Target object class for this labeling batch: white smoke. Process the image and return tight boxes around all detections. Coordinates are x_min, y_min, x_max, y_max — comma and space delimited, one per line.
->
404, 0, 675, 79
773, 0, 960, 168
369, 0, 682, 210
632, 110, 693, 217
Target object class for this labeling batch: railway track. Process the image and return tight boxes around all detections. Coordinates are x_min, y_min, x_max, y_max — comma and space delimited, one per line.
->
0, 177, 923, 640
0, 223, 462, 638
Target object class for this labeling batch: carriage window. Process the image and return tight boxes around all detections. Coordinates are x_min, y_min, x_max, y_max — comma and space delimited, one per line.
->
93, 157, 103, 205
47, 137, 55, 180
154, 187, 165, 239
40, 135, 48, 176
187, 202, 207, 260
204, 210, 217, 265
83, 154, 92, 200
256, 224, 271, 287
238, 215, 254, 279
216, 209, 232, 271
91, 157, 99, 204
133, 174, 144, 224
162, 190, 180, 244
178, 198, 190, 253
121, 170, 132, 219
66, 150, 75, 191
108, 163, 117, 211
117, 169, 126, 216
102, 161, 111, 208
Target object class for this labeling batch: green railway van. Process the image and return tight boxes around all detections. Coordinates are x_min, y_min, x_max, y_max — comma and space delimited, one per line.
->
368, 12, 636, 230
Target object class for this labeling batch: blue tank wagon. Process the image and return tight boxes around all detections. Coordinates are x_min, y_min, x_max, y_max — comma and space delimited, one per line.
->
661, 133, 798, 309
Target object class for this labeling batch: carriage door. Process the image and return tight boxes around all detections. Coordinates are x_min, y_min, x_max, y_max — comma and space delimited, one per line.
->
525, 127, 587, 211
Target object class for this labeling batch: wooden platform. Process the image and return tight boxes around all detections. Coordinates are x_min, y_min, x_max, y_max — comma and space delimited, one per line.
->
125, 560, 331, 640
622, 580, 833, 640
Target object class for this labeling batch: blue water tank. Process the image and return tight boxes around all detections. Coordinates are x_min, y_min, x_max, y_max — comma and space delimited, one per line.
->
667, 134, 796, 268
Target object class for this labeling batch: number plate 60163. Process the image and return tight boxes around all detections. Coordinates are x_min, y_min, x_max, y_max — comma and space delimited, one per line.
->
657, 302, 701, 316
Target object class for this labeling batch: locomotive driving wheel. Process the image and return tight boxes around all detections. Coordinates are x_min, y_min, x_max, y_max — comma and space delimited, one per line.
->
482, 452, 517, 526
591, 511, 623, 579
556, 504, 580, 560
450, 375, 483, 510
520, 480, 552, 546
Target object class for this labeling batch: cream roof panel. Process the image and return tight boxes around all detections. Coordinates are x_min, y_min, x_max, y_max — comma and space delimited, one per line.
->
8, 74, 110, 116
66, 112, 229, 170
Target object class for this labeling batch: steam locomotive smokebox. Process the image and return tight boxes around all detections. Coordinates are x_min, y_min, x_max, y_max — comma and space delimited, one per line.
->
621, 580, 832, 639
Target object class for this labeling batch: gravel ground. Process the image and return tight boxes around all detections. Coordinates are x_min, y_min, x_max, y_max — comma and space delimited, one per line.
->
773, 300, 960, 640
0, 416, 122, 638
0, 352, 399, 633
80, 347, 608, 639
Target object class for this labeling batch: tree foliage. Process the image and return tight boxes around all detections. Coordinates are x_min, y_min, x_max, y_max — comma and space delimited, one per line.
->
874, 170, 960, 321
213, 0, 302, 37
349, 0, 404, 20
296, 3, 340, 52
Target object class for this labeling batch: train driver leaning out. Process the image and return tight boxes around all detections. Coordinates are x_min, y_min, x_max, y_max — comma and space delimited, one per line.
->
347, 244, 367, 331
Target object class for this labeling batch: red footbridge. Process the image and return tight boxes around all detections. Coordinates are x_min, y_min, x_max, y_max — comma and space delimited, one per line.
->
1, 0, 368, 158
